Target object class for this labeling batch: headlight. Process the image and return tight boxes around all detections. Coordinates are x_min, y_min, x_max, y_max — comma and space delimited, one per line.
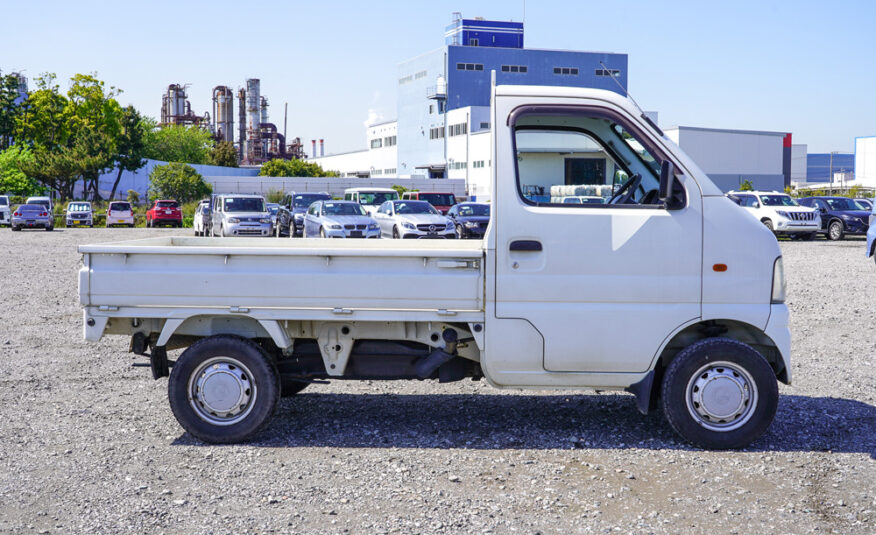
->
840, 214, 853, 220
771, 257, 786, 304
228, 217, 240, 223
260, 218, 272, 224
402, 222, 415, 230
368, 223, 379, 230
464, 221, 477, 228
330, 224, 342, 230
775, 211, 789, 219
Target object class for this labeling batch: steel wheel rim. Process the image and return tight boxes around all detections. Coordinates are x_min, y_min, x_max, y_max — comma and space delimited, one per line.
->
188, 356, 257, 426
685, 360, 758, 432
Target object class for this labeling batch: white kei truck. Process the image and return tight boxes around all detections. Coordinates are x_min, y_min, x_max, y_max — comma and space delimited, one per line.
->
79, 84, 790, 449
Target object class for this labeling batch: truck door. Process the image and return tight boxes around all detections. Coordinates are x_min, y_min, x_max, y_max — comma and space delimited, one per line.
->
488, 100, 702, 375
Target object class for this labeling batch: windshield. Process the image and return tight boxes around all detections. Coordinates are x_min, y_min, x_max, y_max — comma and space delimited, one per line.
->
68, 203, 91, 212
760, 195, 798, 207
323, 202, 365, 216
358, 191, 399, 206
224, 197, 266, 212
292, 194, 329, 208
156, 201, 178, 208
458, 204, 490, 216
267, 204, 279, 214
109, 202, 131, 211
824, 198, 863, 211
418, 193, 455, 206
394, 201, 438, 215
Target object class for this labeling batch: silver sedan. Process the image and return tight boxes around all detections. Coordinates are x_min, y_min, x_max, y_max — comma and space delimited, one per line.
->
303, 200, 380, 238
11, 204, 54, 231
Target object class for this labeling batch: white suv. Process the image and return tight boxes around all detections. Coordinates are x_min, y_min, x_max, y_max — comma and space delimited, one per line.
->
0, 195, 10, 226
727, 191, 820, 239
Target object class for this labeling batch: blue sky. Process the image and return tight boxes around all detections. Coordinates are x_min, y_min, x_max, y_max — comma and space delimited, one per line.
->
5, 0, 875, 154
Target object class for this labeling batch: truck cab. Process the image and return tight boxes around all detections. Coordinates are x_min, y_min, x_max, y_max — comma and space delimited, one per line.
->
79, 85, 790, 450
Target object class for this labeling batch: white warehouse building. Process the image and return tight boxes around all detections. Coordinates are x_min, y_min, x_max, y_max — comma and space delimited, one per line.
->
856, 136, 876, 188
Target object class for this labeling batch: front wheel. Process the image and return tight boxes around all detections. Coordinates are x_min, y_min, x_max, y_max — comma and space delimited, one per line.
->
827, 220, 844, 241
456, 224, 464, 240
168, 335, 280, 444
761, 219, 774, 232
319, 227, 326, 238
661, 337, 778, 449
392, 226, 400, 239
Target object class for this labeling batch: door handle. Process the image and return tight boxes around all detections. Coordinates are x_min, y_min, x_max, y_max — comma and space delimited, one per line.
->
510, 240, 542, 252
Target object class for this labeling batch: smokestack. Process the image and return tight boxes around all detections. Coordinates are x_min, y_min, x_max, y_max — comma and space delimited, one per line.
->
319, 139, 324, 157
311, 139, 316, 158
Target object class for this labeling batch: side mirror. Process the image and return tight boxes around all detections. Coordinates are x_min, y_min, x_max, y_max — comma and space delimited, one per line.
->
659, 160, 675, 203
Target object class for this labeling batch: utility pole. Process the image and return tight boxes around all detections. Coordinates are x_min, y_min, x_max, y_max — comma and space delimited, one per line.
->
829, 151, 834, 195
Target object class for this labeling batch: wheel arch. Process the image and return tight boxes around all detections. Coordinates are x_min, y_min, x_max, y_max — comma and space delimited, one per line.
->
635, 318, 788, 414
156, 315, 290, 350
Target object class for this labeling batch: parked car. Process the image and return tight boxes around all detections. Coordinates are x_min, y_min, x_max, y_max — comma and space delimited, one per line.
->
447, 202, 490, 239
867, 202, 876, 264
726, 191, 820, 239
0, 195, 10, 226
11, 203, 54, 231
344, 187, 399, 216
373, 199, 455, 239
854, 198, 872, 211
796, 196, 870, 241
401, 192, 457, 214
146, 200, 182, 228
561, 196, 605, 204
211, 194, 272, 237
26, 196, 53, 213
278, 191, 332, 237
266, 203, 281, 235
303, 200, 380, 238
106, 201, 135, 227
192, 200, 211, 236
65, 201, 94, 227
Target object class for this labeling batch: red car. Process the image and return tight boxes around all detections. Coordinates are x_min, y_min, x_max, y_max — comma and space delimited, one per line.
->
146, 200, 182, 228
401, 192, 457, 214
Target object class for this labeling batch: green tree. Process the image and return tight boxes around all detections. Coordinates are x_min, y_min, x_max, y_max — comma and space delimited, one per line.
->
0, 72, 25, 150
0, 145, 42, 195
15, 73, 71, 151
738, 179, 753, 191
126, 189, 140, 204
109, 106, 147, 200
207, 141, 239, 167
144, 124, 214, 164
18, 145, 82, 200
148, 162, 212, 203
258, 158, 337, 177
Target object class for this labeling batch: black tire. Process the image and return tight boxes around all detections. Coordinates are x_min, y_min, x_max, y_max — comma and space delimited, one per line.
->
802, 232, 816, 241
827, 220, 844, 241
456, 224, 464, 240
392, 226, 400, 239
660, 337, 778, 449
761, 219, 773, 232
45, 226, 53, 232
168, 335, 281, 444
319, 227, 326, 238
11, 225, 20, 231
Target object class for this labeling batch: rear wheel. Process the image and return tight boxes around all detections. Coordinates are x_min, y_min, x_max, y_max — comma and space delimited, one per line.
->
661, 337, 778, 449
828, 220, 844, 241
168, 336, 280, 444
45, 226, 53, 232
11, 225, 20, 231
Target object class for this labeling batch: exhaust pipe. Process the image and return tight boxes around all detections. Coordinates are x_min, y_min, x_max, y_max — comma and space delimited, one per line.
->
414, 329, 458, 378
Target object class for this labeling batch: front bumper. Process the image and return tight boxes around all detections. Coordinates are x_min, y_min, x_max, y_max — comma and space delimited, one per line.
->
765, 303, 792, 384
225, 222, 272, 236
66, 217, 93, 226
400, 229, 456, 239
838, 219, 869, 236
324, 227, 381, 239
774, 219, 819, 233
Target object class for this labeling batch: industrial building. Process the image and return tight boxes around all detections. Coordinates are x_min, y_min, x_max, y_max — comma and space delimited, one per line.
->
313, 13, 628, 189
855, 136, 876, 188
664, 127, 792, 192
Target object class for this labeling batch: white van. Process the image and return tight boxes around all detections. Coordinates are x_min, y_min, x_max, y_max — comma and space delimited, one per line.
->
343, 187, 399, 216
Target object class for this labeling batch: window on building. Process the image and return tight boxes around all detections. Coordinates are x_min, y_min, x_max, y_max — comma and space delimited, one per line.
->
438, 101, 446, 114
448, 122, 468, 137
429, 127, 445, 140
553, 67, 579, 76
370, 139, 383, 149
414, 70, 427, 79
473, 160, 486, 169
480, 122, 490, 129
384, 168, 396, 175
502, 65, 528, 73
398, 75, 413, 85
450, 161, 468, 170
383, 136, 396, 147
470, 38, 479, 46
429, 104, 434, 114
595, 69, 621, 77
457, 63, 484, 71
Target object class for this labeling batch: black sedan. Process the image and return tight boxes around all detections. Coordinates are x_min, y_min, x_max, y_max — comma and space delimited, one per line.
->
797, 196, 870, 240
447, 202, 490, 239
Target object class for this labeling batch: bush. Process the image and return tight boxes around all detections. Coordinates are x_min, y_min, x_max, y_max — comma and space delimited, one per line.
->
259, 158, 337, 177
738, 179, 753, 191
147, 163, 212, 203
0, 146, 43, 196
127, 190, 140, 204
265, 189, 285, 203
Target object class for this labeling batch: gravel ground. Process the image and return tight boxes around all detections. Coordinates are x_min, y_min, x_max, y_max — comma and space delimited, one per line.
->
0, 227, 873, 534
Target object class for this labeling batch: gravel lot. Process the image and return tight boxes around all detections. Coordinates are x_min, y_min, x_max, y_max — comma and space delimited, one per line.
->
0, 227, 873, 534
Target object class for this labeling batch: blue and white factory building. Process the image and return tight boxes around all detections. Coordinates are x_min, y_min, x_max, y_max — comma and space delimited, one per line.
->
314, 16, 628, 197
